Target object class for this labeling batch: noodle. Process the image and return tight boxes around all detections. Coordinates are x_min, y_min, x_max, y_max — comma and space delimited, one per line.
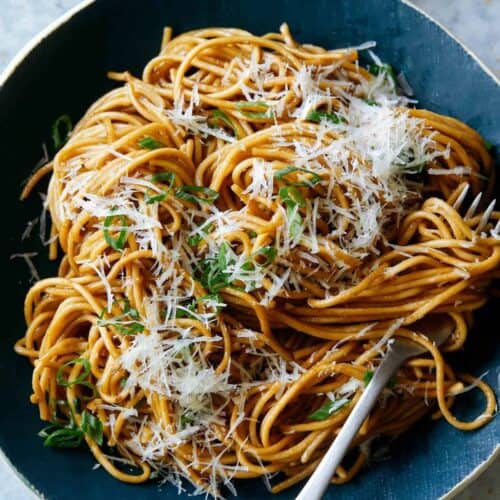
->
15, 24, 498, 497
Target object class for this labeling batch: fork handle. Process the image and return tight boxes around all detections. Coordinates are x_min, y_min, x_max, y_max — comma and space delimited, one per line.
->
296, 349, 407, 500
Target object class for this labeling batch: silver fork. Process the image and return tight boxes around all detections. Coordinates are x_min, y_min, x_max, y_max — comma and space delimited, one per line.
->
296, 314, 454, 500
452, 183, 497, 233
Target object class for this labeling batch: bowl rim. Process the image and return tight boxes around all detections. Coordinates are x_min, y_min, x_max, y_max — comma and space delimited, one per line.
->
0, 0, 497, 498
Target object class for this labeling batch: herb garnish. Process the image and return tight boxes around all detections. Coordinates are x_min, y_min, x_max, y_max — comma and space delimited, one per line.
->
52, 115, 73, 151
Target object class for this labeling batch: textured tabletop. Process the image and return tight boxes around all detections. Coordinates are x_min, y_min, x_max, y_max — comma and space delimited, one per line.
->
0, 1, 498, 499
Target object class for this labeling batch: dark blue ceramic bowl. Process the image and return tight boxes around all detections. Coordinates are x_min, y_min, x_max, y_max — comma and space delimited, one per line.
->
1, 1, 498, 499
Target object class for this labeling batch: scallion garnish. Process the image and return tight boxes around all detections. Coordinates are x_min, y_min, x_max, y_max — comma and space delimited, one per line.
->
52, 115, 73, 151
98, 299, 144, 335
275, 166, 322, 187
175, 185, 219, 205
210, 109, 238, 137
194, 242, 232, 293
187, 222, 213, 247
103, 210, 128, 251
387, 376, 397, 389
39, 424, 83, 448
56, 358, 96, 400
39, 410, 103, 448
368, 63, 397, 84
363, 370, 397, 389
279, 186, 305, 240
253, 246, 277, 266
80, 410, 103, 446
364, 98, 378, 106
484, 139, 494, 151
144, 171, 176, 204
236, 101, 272, 119
363, 370, 374, 386
279, 185, 306, 209
56, 358, 91, 386
180, 414, 193, 428
139, 136, 164, 150
308, 398, 349, 421
306, 110, 345, 124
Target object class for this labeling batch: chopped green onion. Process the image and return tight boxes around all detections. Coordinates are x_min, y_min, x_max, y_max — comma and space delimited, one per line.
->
236, 101, 272, 119
145, 191, 167, 204
52, 115, 73, 151
280, 186, 305, 240
368, 63, 397, 84
363, 370, 374, 386
180, 414, 193, 428
287, 205, 304, 240
152, 171, 176, 184
308, 398, 349, 421
175, 185, 219, 205
306, 110, 345, 124
103, 211, 128, 251
55, 358, 96, 401
210, 109, 238, 137
405, 162, 426, 174
187, 222, 213, 247
387, 376, 397, 389
187, 234, 203, 247
175, 300, 197, 319
145, 171, 176, 204
39, 424, 83, 448
139, 136, 164, 150
248, 231, 258, 238
484, 139, 494, 151
363, 370, 397, 389
279, 185, 306, 209
56, 358, 91, 387
253, 246, 277, 266
176, 292, 224, 318
194, 242, 232, 293
364, 98, 378, 106
80, 410, 103, 446
98, 299, 144, 335
275, 166, 322, 187
119, 377, 128, 389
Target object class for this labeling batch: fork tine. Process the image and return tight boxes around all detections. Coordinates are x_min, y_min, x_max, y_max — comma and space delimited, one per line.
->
494, 219, 500, 235
464, 192, 482, 220
476, 199, 496, 233
453, 183, 470, 210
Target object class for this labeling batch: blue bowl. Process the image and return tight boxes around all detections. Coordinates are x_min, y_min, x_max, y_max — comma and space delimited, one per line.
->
0, 0, 498, 499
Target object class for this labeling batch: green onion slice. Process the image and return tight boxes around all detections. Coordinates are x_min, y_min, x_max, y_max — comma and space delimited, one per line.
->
368, 63, 397, 84
210, 109, 238, 137
253, 246, 277, 266
275, 166, 322, 187
80, 410, 103, 446
103, 211, 128, 251
139, 136, 164, 150
39, 424, 83, 448
308, 398, 349, 421
175, 185, 219, 205
236, 101, 271, 119
145, 171, 176, 204
52, 115, 73, 152
306, 110, 345, 124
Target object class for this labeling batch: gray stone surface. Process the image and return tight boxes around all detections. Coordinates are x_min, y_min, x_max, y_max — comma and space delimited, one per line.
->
0, 1, 498, 499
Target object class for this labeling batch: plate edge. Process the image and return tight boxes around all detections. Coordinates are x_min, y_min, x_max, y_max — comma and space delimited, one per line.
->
0, 0, 96, 89
440, 444, 500, 499
401, 0, 499, 87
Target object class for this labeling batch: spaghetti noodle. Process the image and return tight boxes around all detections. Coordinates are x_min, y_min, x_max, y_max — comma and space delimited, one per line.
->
16, 24, 499, 497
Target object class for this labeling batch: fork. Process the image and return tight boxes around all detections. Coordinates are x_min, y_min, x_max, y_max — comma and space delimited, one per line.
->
296, 314, 454, 500
452, 183, 497, 233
